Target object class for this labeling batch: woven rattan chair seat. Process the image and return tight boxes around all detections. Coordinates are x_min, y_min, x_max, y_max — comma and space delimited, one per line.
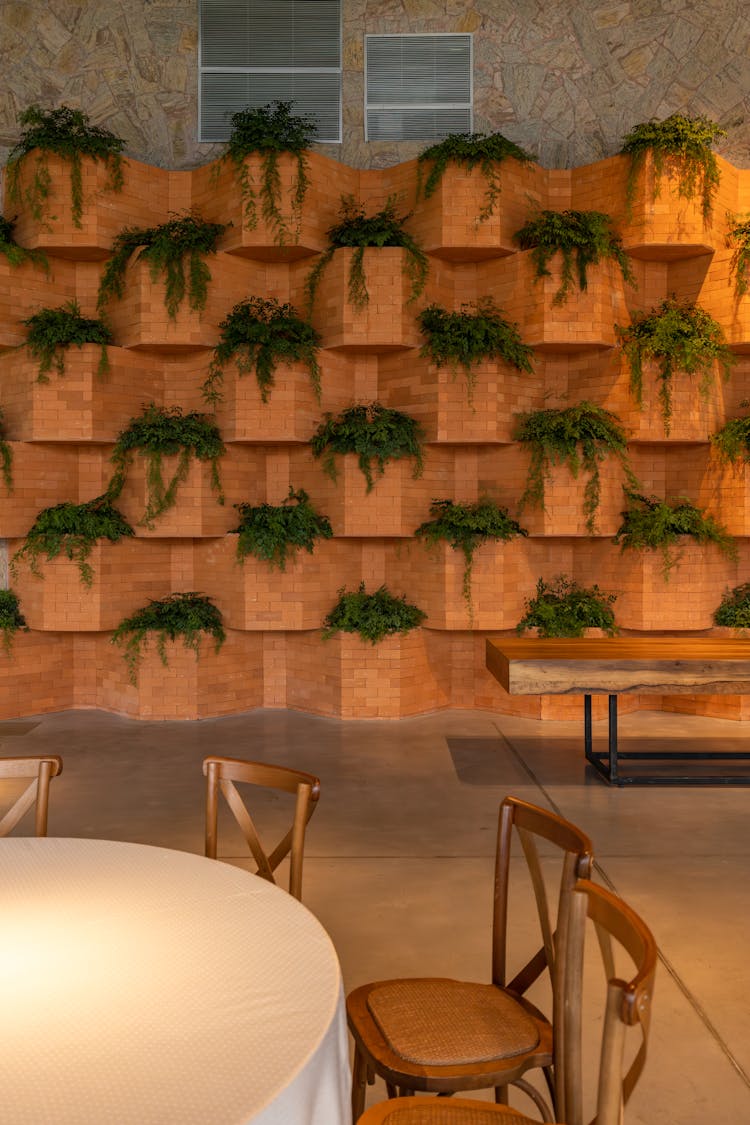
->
366, 979, 540, 1066
374, 1104, 536, 1123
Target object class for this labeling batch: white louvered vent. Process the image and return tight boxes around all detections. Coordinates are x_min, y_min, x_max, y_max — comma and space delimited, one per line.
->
199, 0, 342, 143
365, 35, 472, 142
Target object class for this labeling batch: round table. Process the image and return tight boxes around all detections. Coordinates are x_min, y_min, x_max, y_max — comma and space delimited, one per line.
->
0, 837, 351, 1125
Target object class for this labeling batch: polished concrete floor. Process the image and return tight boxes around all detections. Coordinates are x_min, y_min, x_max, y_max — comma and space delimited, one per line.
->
2, 703, 749, 1123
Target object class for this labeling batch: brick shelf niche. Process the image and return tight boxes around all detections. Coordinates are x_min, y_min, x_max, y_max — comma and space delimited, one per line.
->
1, 147, 749, 720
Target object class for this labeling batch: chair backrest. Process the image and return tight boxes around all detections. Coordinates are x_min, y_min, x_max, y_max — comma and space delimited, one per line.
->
203, 755, 320, 900
559, 879, 657, 1125
0, 756, 63, 837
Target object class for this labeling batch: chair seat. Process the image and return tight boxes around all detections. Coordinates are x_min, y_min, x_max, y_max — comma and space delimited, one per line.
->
366, 979, 540, 1066
358, 1095, 540, 1123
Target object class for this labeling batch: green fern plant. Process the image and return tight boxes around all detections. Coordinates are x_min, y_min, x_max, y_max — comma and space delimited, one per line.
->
97, 212, 227, 319
203, 296, 321, 405
22, 300, 112, 382
0, 409, 13, 493
0, 215, 48, 270
111, 591, 225, 685
416, 131, 533, 222
5, 104, 125, 229
0, 588, 28, 654
415, 498, 528, 620
513, 209, 635, 305
713, 582, 750, 630
217, 100, 317, 244
514, 402, 638, 533
322, 582, 426, 644
613, 489, 737, 581
231, 488, 333, 570
711, 414, 750, 467
727, 214, 750, 300
516, 575, 618, 638
311, 403, 425, 493
305, 195, 428, 312
616, 298, 735, 435
417, 299, 534, 405
11, 496, 134, 587
619, 113, 726, 222
107, 404, 225, 529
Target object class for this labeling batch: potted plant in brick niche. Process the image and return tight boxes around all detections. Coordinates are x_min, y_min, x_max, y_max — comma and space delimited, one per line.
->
513, 209, 635, 305
11, 495, 134, 587
514, 402, 638, 534
619, 113, 726, 222
711, 413, 750, 467
202, 296, 322, 406
97, 212, 228, 320
311, 402, 425, 493
727, 214, 750, 300
0, 409, 13, 492
4, 104, 125, 230
417, 298, 534, 406
112, 591, 226, 686
322, 583, 426, 644
616, 298, 735, 435
304, 195, 429, 312
107, 404, 225, 528
231, 488, 333, 570
415, 131, 533, 222
0, 589, 28, 654
613, 490, 737, 581
516, 575, 618, 638
22, 300, 113, 381
713, 582, 750, 632
0, 216, 48, 271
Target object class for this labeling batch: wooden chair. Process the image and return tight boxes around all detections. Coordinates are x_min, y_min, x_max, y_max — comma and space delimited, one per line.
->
0, 755, 63, 837
347, 796, 594, 1122
354, 878, 657, 1125
202, 755, 320, 900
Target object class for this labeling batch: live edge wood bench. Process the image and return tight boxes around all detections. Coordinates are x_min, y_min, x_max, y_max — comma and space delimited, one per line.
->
485, 637, 750, 786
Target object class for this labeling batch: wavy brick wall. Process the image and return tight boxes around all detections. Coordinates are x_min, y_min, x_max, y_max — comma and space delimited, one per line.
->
1, 150, 749, 720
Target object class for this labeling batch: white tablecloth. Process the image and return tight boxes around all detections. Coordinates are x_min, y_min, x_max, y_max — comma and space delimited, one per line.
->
0, 838, 351, 1125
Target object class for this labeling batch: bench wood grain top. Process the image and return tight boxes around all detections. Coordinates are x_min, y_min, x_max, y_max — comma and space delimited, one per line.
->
485, 636, 750, 696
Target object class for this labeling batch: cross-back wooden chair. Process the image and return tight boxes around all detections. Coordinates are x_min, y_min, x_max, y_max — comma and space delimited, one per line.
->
347, 796, 594, 1122
0, 756, 63, 837
354, 878, 657, 1125
202, 755, 320, 901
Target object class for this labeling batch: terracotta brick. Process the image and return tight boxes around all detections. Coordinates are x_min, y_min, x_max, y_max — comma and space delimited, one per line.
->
0, 443, 79, 537
0, 255, 76, 347
0, 632, 74, 718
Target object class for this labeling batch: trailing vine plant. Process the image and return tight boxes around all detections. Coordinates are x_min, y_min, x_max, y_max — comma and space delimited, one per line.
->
727, 214, 750, 300
107, 404, 225, 528
414, 498, 528, 621
217, 100, 318, 244
304, 195, 428, 312
616, 298, 735, 435
310, 402, 425, 493
619, 113, 726, 222
22, 300, 112, 382
111, 591, 226, 686
613, 489, 737, 581
231, 488, 333, 570
711, 414, 750, 468
417, 298, 534, 405
0, 589, 28, 654
513, 209, 635, 305
11, 495, 134, 587
5, 104, 125, 229
0, 216, 48, 270
415, 131, 533, 222
322, 582, 427, 644
202, 296, 322, 405
0, 409, 13, 493
713, 582, 750, 630
97, 212, 227, 319
516, 575, 618, 638
514, 402, 638, 533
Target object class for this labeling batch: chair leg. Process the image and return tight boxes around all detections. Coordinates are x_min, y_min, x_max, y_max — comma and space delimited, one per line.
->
386, 1082, 399, 1099
511, 1078, 554, 1123
351, 1047, 369, 1122
494, 1086, 509, 1105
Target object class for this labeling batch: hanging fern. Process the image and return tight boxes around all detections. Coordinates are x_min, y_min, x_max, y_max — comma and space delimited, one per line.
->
203, 296, 322, 405
97, 212, 227, 319
619, 113, 726, 222
0, 588, 28, 655
516, 575, 618, 638
22, 300, 112, 382
513, 209, 635, 305
713, 582, 750, 630
414, 498, 528, 620
111, 591, 225, 686
613, 489, 737, 581
0, 408, 13, 493
311, 402, 425, 493
415, 131, 533, 222
514, 402, 638, 533
107, 404, 225, 529
711, 414, 750, 467
322, 582, 426, 644
11, 495, 134, 587
5, 104, 125, 229
727, 214, 750, 300
231, 487, 333, 570
0, 215, 48, 270
305, 195, 428, 312
616, 298, 735, 435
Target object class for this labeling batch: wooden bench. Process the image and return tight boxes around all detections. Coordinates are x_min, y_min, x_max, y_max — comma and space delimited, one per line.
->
485, 637, 750, 786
